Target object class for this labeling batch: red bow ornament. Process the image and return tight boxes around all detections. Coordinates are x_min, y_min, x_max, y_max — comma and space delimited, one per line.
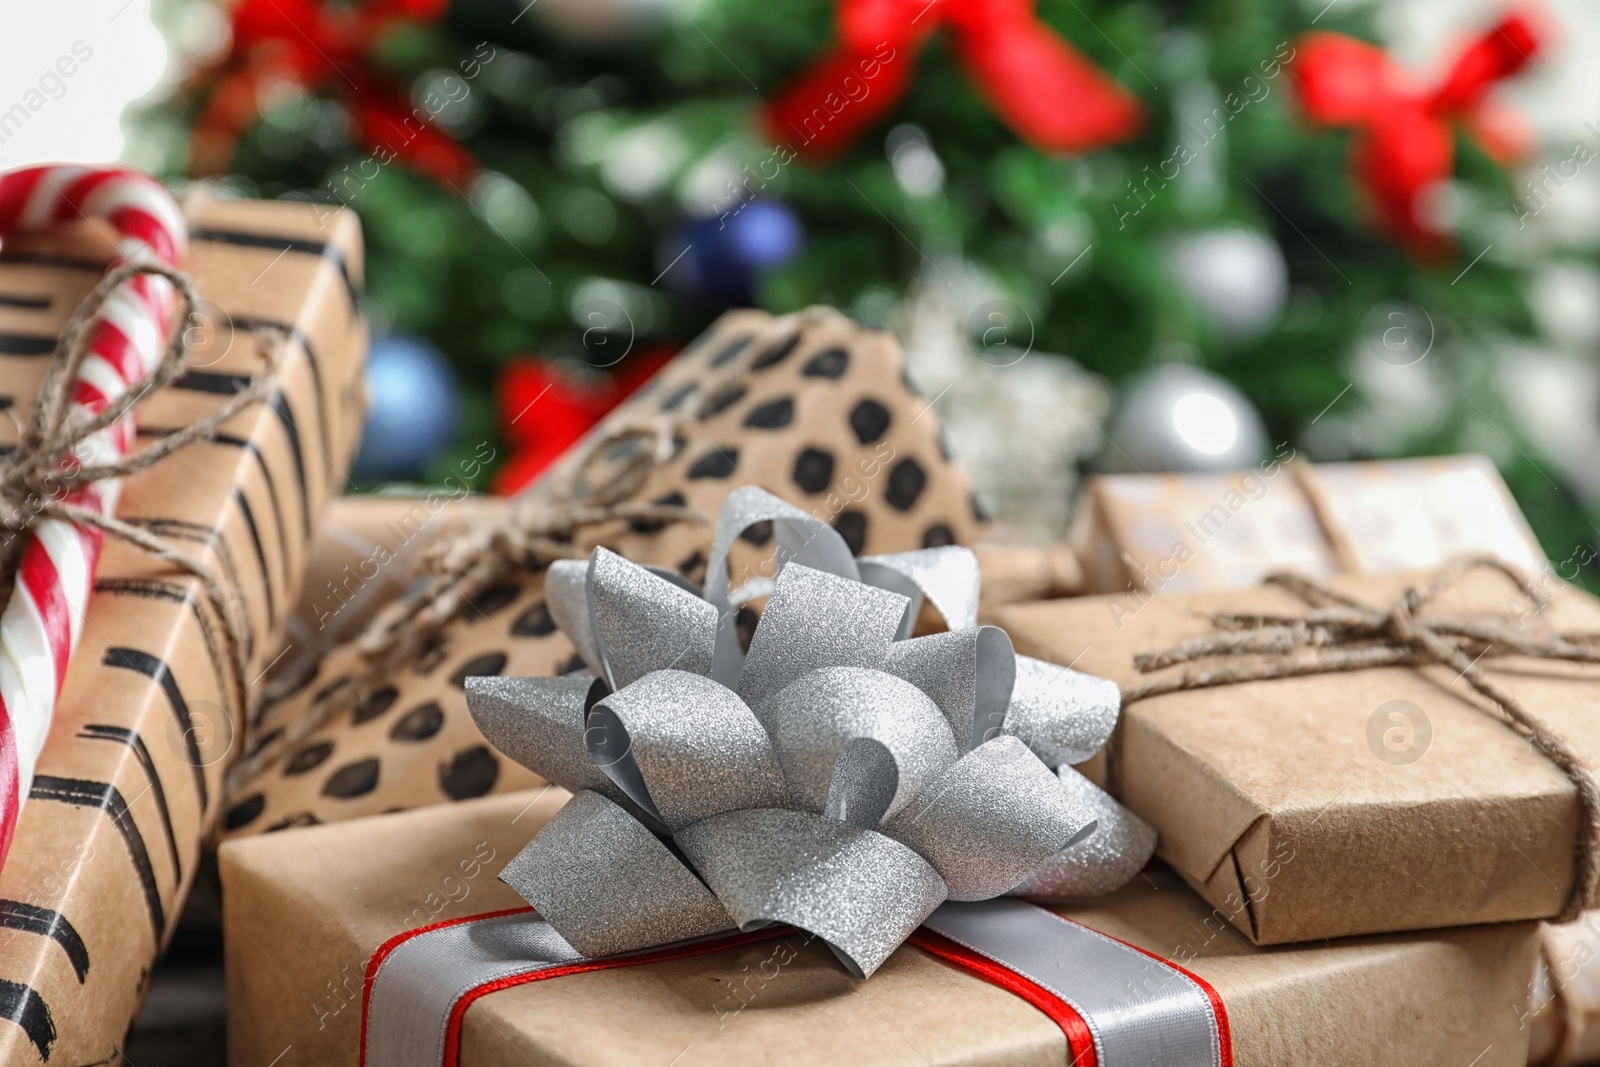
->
763, 0, 1144, 159
190, 0, 477, 189
1287, 11, 1543, 257
492, 346, 675, 495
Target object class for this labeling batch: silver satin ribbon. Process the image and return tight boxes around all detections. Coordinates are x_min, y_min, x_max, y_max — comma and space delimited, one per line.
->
922, 899, 1224, 1067
362, 903, 1226, 1067
362, 911, 582, 1067
467, 486, 1157, 979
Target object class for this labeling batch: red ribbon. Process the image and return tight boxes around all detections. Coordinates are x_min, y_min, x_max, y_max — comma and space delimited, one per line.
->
907, 927, 1234, 1067
358, 909, 791, 1067
190, 0, 477, 189
763, 0, 1144, 159
1287, 10, 1542, 257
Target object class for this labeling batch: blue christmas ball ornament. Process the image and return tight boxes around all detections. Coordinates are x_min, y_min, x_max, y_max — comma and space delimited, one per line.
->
726, 199, 803, 269
351, 333, 461, 481
659, 200, 804, 310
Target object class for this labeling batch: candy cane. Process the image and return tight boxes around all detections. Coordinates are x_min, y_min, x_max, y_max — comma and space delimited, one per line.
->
0, 165, 188, 864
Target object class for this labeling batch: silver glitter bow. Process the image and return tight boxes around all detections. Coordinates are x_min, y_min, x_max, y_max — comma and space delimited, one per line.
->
466, 487, 1156, 978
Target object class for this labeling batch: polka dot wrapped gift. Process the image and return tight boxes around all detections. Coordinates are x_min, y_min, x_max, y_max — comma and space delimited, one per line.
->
467, 486, 1155, 977
235, 307, 988, 835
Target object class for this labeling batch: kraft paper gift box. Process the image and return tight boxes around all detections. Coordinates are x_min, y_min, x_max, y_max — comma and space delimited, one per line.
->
995, 566, 1600, 948
225, 306, 984, 838
1530, 914, 1600, 1065
0, 196, 364, 1065
222, 789, 1543, 1067
1073, 453, 1546, 594
970, 541, 1083, 615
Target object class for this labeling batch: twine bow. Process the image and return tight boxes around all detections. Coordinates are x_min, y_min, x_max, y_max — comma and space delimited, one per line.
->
1123, 554, 1600, 923
3, 261, 285, 743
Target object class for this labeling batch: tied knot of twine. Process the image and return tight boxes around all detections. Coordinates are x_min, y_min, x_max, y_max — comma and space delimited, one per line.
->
226, 406, 714, 795
1123, 554, 1600, 924
356, 416, 698, 662
4, 261, 285, 736
223, 304, 840, 797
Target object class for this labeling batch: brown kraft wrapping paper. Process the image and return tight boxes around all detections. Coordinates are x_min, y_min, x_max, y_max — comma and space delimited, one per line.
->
996, 567, 1600, 947
227, 307, 983, 837
0, 195, 364, 1065
222, 789, 1542, 1067
1073, 453, 1546, 594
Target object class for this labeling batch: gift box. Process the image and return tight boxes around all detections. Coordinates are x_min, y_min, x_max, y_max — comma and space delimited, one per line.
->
1530, 913, 1600, 1065
1072, 453, 1547, 594
996, 566, 1600, 946
226, 307, 983, 837
971, 541, 1083, 616
0, 194, 364, 1064
222, 788, 1542, 1067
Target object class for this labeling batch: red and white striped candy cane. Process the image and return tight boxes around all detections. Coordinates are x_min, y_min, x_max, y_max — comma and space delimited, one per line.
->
0, 165, 188, 863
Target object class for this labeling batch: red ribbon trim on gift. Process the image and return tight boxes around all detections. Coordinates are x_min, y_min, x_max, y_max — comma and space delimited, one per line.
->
1286, 9, 1542, 257
908, 924, 1233, 1067
362, 904, 1233, 1066
359, 906, 530, 1066
909, 927, 1100, 1063
436, 926, 791, 1067
1098, 931, 1233, 1065
359, 907, 791, 1067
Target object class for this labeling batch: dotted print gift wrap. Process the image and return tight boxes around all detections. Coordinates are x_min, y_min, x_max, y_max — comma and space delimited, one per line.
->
228, 307, 985, 836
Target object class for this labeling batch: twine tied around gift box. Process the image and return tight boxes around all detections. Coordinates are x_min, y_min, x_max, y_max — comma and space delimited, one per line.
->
218, 310, 861, 796
223, 418, 703, 795
1121, 554, 1600, 923
1, 261, 284, 739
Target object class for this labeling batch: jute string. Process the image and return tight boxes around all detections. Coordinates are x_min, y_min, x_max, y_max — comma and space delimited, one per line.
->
3, 261, 285, 741
221, 306, 838, 797
222, 415, 700, 794
1122, 554, 1600, 923
221, 421, 700, 795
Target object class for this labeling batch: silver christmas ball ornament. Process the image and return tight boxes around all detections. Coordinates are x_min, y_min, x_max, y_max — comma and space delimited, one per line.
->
1101, 363, 1268, 473
1168, 228, 1288, 343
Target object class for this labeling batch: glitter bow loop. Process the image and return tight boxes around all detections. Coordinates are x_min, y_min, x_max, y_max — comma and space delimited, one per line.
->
467, 487, 1156, 978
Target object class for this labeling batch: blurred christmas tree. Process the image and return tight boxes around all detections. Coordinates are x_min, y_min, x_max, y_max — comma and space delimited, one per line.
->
135, 0, 1600, 583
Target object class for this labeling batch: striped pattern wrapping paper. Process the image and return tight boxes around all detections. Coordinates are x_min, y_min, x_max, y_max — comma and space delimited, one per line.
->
0, 166, 190, 865
0, 194, 365, 1065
